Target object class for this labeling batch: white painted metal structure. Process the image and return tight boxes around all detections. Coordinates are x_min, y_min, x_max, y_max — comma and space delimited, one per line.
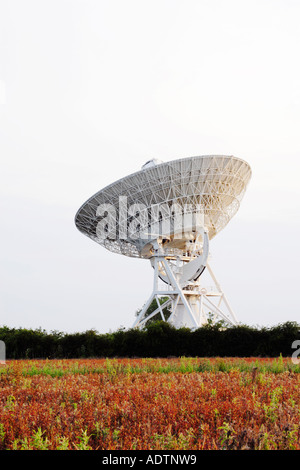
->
75, 155, 251, 329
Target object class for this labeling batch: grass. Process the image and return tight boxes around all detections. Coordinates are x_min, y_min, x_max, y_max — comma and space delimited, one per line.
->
1, 355, 299, 377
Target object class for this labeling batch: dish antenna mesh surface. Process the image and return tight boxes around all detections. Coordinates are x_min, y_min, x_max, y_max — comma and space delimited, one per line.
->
75, 155, 251, 329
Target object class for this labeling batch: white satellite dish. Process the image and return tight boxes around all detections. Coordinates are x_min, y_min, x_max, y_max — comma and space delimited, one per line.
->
75, 155, 251, 329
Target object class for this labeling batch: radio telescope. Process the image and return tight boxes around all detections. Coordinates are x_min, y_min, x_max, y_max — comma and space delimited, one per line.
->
75, 155, 251, 329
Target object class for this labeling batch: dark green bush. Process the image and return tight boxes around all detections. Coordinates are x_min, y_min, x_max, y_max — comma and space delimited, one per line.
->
0, 321, 299, 359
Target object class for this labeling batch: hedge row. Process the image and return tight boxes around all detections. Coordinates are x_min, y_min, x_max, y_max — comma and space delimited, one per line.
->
1, 321, 299, 359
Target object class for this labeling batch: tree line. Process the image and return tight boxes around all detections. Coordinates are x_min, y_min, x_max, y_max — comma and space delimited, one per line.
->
0, 320, 299, 359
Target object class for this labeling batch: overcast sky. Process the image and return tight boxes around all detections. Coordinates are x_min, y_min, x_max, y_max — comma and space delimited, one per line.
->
0, 0, 299, 334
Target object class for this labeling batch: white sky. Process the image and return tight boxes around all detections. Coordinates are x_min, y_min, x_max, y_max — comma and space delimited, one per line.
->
0, 0, 299, 333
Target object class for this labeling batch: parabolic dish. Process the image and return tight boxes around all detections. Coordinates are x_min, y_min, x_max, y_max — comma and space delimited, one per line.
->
75, 155, 251, 259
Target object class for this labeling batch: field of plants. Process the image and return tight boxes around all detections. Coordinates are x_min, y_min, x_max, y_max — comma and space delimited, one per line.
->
0, 357, 299, 450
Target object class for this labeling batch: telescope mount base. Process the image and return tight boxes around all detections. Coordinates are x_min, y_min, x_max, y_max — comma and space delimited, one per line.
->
133, 255, 238, 330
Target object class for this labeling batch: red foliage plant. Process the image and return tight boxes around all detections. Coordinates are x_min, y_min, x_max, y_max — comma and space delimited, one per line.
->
0, 357, 299, 450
